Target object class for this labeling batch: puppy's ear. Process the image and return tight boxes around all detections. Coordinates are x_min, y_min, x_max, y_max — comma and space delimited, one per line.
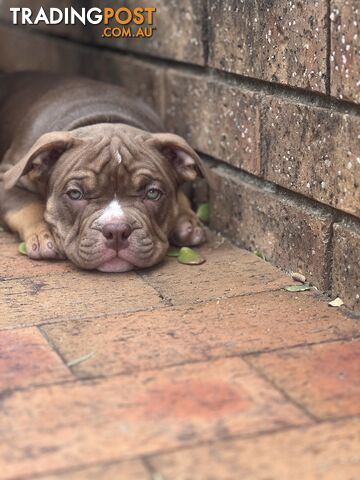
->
151, 133, 211, 184
3, 131, 76, 190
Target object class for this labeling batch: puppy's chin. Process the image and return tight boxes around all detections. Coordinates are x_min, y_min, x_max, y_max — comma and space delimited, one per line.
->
97, 257, 134, 273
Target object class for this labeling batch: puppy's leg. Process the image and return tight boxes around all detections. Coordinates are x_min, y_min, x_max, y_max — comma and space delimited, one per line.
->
0, 187, 61, 259
171, 190, 206, 247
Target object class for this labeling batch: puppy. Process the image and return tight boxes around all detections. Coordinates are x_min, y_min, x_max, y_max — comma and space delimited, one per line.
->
0, 72, 207, 272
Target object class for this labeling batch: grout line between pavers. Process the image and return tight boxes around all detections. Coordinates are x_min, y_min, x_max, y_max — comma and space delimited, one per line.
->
141, 456, 158, 479
141, 415, 360, 464
2, 334, 359, 400
37, 325, 74, 376
135, 272, 174, 308
7, 415, 360, 480
241, 356, 319, 423
10, 423, 312, 480
241, 335, 360, 358
0, 305, 171, 331
0, 286, 294, 332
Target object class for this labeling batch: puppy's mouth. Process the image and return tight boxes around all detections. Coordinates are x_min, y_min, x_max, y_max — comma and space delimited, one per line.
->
71, 230, 165, 272
97, 256, 133, 273
95, 243, 153, 272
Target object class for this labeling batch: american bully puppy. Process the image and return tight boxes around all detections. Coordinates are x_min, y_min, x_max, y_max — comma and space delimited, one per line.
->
0, 72, 208, 272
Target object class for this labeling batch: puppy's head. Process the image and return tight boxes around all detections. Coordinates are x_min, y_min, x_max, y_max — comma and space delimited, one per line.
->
3, 124, 208, 272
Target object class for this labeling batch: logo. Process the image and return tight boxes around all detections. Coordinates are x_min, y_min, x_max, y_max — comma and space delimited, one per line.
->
9, 6, 157, 39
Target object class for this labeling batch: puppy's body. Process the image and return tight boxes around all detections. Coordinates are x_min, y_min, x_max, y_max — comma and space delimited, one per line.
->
0, 72, 161, 170
0, 72, 206, 271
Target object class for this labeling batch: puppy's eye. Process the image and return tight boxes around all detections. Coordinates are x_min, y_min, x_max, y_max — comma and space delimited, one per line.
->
67, 189, 83, 201
145, 188, 162, 201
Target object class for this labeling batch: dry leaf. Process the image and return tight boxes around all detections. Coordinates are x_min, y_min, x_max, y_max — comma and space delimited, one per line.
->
67, 352, 94, 367
291, 272, 306, 283
328, 297, 344, 307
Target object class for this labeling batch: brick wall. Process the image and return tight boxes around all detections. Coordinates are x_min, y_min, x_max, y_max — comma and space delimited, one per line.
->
0, 1, 359, 310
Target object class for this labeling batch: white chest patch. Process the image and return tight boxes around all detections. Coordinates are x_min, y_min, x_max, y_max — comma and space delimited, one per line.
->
99, 199, 125, 223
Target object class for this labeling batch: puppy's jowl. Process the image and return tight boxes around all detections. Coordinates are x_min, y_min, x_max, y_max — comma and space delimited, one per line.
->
0, 72, 208, 272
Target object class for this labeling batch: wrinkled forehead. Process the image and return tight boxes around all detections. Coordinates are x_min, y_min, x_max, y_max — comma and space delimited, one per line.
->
54, 132, 176, 191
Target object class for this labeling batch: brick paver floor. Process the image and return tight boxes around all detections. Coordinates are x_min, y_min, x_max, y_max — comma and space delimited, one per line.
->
0, 230, 359, 480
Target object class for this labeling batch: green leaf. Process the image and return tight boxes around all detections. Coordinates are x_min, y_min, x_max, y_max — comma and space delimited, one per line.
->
0, 225, 4, 232
177, 247, 206, 265
196, 203, 210, 224
18, 242, 27, 256
166, 247, 180, 257
285, 283, 311, 292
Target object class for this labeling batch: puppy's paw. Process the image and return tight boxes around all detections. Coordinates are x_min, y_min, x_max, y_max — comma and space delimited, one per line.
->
25, 227, 62, 260
171, 213, 207, 247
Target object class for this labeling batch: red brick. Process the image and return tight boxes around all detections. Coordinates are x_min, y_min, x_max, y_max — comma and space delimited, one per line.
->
330, 1, 360, 103
332, 221, 360, 311
262, 96, 360, 217
0, 328, 71, 390
208, 0, 327, 92
0, 358, 307, 479
210, 166, 333, 290
0, 243, 76, 279
42, 290, 358, 379
40, 460, 150, 480
150, 419, 360, 480
249, 340, 360, 419
0, 272, 163, 329
165, 70, 261, 174
139, 242, 290, 306
0, 230, 17, 245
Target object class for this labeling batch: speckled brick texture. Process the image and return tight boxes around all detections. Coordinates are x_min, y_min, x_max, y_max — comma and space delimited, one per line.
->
330, 0, 360, 103
262, 96, 360, 218
208, 0, 327, 92
209, 166, 333, 291
165, 70, 261, 174
91, 0, 206, 66
332, 221, 360, 310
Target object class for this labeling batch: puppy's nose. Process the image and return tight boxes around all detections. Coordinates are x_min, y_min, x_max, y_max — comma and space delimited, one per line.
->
102, 223, 132, 249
